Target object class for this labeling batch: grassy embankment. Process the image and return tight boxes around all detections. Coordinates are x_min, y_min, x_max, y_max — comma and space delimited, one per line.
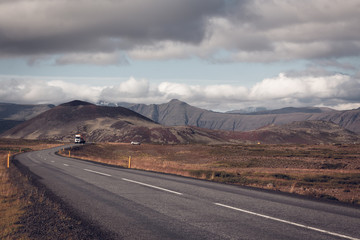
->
0, 139, 114, 240
67, 142, 360, 204
0, 151, 25, 239
0, 139, 61, 239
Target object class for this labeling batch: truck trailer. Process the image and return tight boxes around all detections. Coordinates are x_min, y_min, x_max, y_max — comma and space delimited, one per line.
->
74, 134, 86, 144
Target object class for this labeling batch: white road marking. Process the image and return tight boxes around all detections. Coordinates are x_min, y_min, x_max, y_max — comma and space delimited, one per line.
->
63, 164, 69, 166
214, 203, 359, 240
84, 168, 112, 177
51, 161, 55, 163
122, 178, 183, 195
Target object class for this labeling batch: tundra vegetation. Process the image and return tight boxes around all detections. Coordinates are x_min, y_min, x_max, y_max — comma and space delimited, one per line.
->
67, 142, 360, 204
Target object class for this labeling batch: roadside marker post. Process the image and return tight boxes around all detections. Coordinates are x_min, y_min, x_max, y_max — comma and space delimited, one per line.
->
128, 156, 131, 168
7, 151, 10, 168
69, 150, 71, 158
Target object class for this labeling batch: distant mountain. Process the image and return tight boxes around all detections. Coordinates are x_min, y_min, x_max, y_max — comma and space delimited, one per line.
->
122, 99, 360, 134
226, 107, 267, 114
126, 99, 206, 126
228, 106, 334, 115
0, 102, 54, 134
2, 100, 358, 144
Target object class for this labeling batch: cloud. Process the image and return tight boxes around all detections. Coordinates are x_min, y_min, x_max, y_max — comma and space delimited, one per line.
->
0, 78, 67, 104
0, 0, 223, 58
99, 77, 150, 102
1, 71, 359, 111
47, 80, 103, 103
249, 73, 346, 100
55, 52, 129, 66
0, 0, 359, 63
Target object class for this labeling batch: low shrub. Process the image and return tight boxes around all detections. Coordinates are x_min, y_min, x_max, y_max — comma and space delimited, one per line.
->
272, 174, 294, 180
321, 163, 347, 169
303, 175, 333, 183
319, 194, 339, 201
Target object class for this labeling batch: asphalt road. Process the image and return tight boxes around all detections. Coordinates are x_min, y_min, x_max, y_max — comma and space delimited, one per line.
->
15, 145, 360, 240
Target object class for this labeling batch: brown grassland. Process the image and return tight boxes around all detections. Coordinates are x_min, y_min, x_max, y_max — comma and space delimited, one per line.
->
0, 139, 62, 239
67, 142, 360, 204
1, 139, 359, 239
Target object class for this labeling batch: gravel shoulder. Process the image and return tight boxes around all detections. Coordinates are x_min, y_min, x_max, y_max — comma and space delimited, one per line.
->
9, 158, 116, 240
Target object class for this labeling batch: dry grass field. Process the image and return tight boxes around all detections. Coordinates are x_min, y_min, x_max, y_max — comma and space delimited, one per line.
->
0, 139, 62, 239
68, 142, 360, 204
0, 151, 26, 239
1, 139, 359, 239
0, 139, 113, 240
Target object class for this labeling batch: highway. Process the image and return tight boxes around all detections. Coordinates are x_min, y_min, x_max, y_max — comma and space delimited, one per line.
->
15, 145, 360, 240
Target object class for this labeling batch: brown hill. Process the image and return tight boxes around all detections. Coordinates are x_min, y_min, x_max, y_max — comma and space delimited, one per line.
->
232, 121, 360, 144
1, 100, 227, 144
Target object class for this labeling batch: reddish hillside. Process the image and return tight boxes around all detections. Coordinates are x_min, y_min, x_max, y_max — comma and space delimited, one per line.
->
229, 121, 360, 144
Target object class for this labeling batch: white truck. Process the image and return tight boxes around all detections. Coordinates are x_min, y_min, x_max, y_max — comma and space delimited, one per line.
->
74, 134, 86, 144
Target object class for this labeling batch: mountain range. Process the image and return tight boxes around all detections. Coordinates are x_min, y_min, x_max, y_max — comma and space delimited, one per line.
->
117, 99, 360, 134
1, 100, 359, 144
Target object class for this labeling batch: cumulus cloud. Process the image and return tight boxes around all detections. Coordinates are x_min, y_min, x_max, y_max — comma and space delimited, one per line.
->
0, 78, 67, 104
99, 77, 150, 102
249, 73, 348, 100
1, 71, 359, 111
0, 0, 359, 63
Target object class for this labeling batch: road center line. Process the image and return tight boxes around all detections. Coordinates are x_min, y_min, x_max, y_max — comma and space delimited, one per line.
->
214, 203, 359, 240
63, 164, 69, 166
122, 178, 183, 195
84, 168, 112, 177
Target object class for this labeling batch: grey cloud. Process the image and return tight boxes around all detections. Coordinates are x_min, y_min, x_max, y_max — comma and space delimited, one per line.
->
0, 0, 225, 57
311, 59, 358, 71
55, 52, 129, 66
1, 0, 359, 63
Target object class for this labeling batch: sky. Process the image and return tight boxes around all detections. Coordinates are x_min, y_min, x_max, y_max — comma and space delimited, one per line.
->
0, 0, 360, 112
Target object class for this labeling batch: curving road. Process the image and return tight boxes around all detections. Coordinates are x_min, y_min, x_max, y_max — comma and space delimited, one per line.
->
15, 145, 360, 240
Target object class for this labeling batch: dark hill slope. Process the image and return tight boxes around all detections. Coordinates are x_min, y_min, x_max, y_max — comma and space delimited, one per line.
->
311, 108, 360, 133
0, 102, 54, 134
